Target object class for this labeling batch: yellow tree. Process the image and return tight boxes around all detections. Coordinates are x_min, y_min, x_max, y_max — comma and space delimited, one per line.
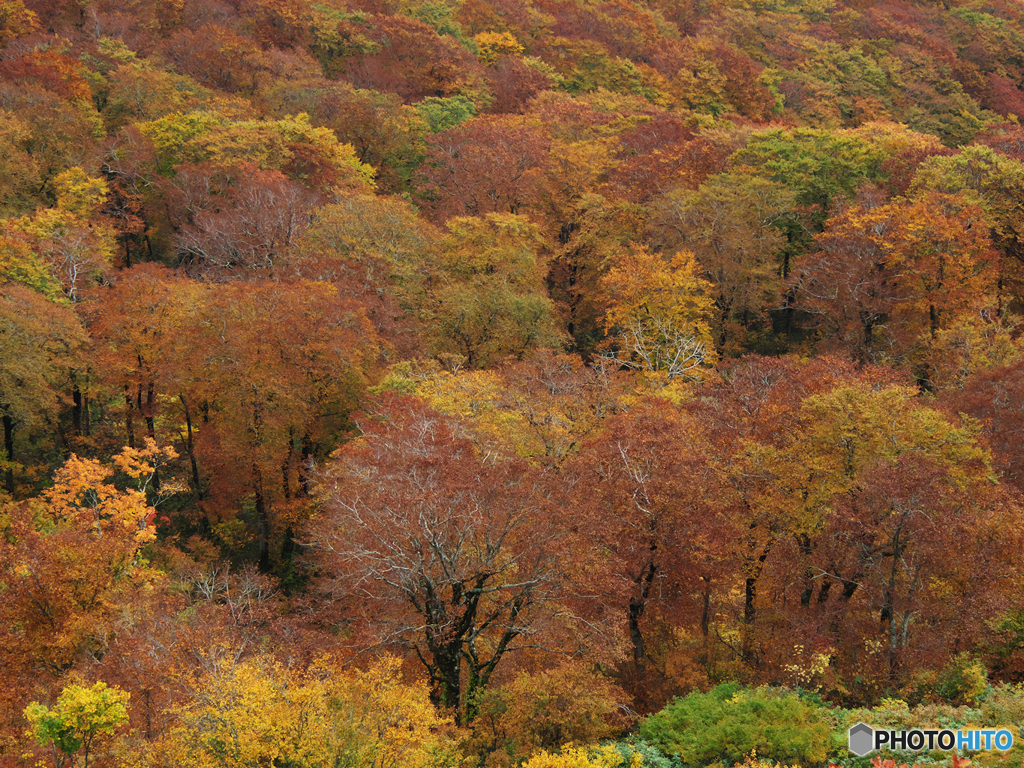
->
8, 207, 115, 303
377, 350, 624, 464
0, 229, 60, 298
152, 654, 458, 768
0, 109, 40, 216
139, 112, 375, 193
733, 379, 1019, 688
600, 246, 717, 386
428, 213, 565, 367
475, 31, 524, 65
650, 173, 795, 353
24, 681, 130, 768
0, 0, 37, 48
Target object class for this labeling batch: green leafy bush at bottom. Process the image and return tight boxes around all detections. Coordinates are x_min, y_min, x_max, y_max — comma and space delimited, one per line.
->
607, 736, 683, 768
639, 683, 832, 767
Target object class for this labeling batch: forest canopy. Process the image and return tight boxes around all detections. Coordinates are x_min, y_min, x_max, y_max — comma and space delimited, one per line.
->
4, 0, 1024, 765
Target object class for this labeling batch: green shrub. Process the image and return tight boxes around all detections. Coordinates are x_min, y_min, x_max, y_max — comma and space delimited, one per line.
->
936, 654, 988, 706
978, 685, 1024, 768
606, 736, 683, 768
980, 683, 1024, 727
639, 683, 832, 767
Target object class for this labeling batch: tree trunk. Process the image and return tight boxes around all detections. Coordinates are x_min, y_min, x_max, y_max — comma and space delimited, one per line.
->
72, 385, 83, 437
124, 384, 136, 448
743, 539, 772, 663
179, 394, 202, 497
254, 460, 271, 572
252, 399, 271, 572
429, 643, 463, 721
3, 410, 14, 496
629, 558, 658, 671
145, 381, 159, 490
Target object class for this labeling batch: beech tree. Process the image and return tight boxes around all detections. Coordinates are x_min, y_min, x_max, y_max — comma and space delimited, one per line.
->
186, 280, 379, 569
749, 383, 1022, 691
792, 191, 1000, 367
175, 167, 322, 275
564, 401, 738, 709
0, 285, 87, 495
289, 193, 439, 354
151, 655, 458, 768
599, 246, 717, 386
650, 173, 796, 353
262, 79, 428, 194
0, 443, 169, 752
688, 356, 907, 665
428, 213, 564, 367
309, 397, 563, 723
340, 14, 484, 103
418, 115, 552, 222
85, 263, 197, 474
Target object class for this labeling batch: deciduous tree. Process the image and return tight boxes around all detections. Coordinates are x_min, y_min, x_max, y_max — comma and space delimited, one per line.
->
427, 213, 564, 367
24, 681, 130, 768
650, 173, 795, 353
599, 246, 717, 386
791, 191, 1000, 369
309, 397, 563, 723
563, 401, 738, 708
0, 285, 87, 495
418, 115, 551, 222
0, 444, 166, 685
151, 654, 458, 768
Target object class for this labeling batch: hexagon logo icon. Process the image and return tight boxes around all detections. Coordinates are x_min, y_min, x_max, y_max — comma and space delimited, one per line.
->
849, 722, 875, 756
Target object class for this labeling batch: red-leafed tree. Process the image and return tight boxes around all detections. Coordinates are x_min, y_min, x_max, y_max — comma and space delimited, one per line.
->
791, 191, 1000, 368
484, 55, 556, 114
417, 115, 552, 223
0, 50, 92, 102
157, 23, 274, 96
308, 397, 564, 724
688, 356, 907, 665
84, 264, 193, 468
606, 115, 727, 204
87, 270, 380, 568
100, 126, 162, 267
947, 358, 1024, 492
562, 401, 739, 710
175, 167, 323, 276
340, 14, 483, 102
182, 280, 380, 569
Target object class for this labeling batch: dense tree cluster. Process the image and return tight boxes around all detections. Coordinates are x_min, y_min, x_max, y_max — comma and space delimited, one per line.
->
5, 0, 1024, 764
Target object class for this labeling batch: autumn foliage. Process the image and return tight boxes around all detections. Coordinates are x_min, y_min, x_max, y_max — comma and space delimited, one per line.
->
5, 0, 1024, 765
